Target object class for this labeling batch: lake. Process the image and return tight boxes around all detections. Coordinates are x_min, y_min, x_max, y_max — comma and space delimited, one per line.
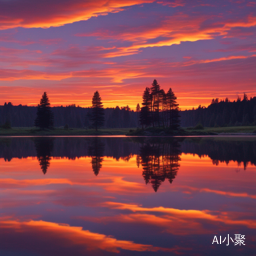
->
0, 136, 255, 256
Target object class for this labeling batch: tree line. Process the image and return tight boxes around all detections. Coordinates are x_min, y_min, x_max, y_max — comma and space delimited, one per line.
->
34, 91, 105, 130
1, 81, 256, 129
181, 94, 256, 127
34, 80, 181, 131
0, 94, 139, 129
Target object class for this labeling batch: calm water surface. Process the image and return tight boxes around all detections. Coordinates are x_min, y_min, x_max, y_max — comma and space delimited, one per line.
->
0, 137, 255, 256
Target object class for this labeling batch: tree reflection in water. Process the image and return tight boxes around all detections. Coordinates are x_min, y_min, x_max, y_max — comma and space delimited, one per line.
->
27, 137, 256, 190
34, 138, 54, 174
137, 138, 181, 192
88, 137, 105, 176
32, 137, 181, 191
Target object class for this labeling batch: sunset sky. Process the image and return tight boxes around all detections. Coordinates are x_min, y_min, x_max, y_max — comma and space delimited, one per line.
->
0, 0, 256, 110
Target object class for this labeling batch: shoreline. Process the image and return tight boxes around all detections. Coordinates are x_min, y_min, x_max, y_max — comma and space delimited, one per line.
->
0, 126, 255, 137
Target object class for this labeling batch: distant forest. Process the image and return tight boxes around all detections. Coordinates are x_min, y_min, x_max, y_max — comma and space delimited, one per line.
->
182, 94, 256, 127
1, 93, 256, 128
0, 103, 139, 128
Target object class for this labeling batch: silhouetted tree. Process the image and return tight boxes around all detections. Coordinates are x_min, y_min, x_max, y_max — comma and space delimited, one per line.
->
166, 88, 180, 130
136, 103, 141, 127
34, 138, 54, 174
140, 88, 151, 127
159, 89, 167, 126
139, 80, 181, 130
34, 92, 54, 129
243, 93, 248, 102
136, 104, 141, 112
151, 79, 161, 126
90, 91, 105, 131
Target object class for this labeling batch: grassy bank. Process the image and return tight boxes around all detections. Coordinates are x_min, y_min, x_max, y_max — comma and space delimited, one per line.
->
185, 126, 256, 134
127, 127, 216, 136
0, 126, 255, 136
0, 127, 131, 136
127, 126, 256, 136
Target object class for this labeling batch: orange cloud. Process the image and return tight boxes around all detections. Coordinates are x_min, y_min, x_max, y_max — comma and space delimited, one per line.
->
82, 14, 256, 57
0, 66, 148, 83
103, 202, 256, 229
0, 0, 154, 30
0, 219, 176, 254
179, 185, 256, 199
77, 213, 210, 235
103, 202, 220, 219
179, 54, 256, 66
0, 69, 71, 81
1, 51, 255, 83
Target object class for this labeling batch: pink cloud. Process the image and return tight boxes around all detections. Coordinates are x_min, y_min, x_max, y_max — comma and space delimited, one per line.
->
246, 1, 256, 7
0, 32, 35, 45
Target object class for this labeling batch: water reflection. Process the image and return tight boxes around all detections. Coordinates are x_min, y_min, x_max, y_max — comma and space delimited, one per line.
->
137, 139, 181, 191
0, 137, 256, 255
0, 137, 256, 187
1, 137, 256, 169
181, 138, 256, 170
34, 138, 54, 174
88, 137, 105, 176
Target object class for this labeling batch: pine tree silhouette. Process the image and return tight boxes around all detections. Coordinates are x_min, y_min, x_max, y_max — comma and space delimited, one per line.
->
151, 79, 161, 127
34, 92, 54, 129
90, 91, 105, 131
140, 87, 151, 127
166, 88, 180, 130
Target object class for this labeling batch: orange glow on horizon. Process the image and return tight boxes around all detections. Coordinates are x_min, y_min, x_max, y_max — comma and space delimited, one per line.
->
1, 91, 256, 111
